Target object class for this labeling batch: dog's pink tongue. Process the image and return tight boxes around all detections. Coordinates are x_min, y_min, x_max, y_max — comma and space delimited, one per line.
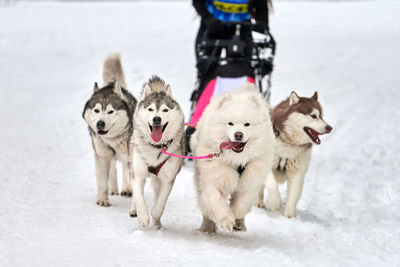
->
219, 142, 242, 151
151, 126, 163, 142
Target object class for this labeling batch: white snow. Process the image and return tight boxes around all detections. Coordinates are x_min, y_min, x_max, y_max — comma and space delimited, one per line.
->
0, 1, 399, 266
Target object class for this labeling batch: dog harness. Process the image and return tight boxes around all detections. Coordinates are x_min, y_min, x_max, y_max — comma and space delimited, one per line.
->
148, 158, 169, 176
151, 139, 174, 150
273, 125, 289, 172
236, 164, 247, 176
147, 139, 173, 175
276, 158, 288, 172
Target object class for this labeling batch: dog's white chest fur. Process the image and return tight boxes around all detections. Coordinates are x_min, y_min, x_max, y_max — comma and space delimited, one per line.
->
94, 132, 130, 161
271, 138, 312, 183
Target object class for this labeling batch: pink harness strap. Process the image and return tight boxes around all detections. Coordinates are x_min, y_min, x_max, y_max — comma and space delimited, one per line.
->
190, 79, 216, 125
190, 77, 256, 126
161, 148, 218, 160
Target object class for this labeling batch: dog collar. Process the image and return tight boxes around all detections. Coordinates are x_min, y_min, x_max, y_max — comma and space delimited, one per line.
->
150, 139, 174, 149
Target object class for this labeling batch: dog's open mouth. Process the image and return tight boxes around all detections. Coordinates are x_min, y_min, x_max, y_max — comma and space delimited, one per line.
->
149, 122, 168, 142
219, 141, 247, 153
97, 130, 108, 135
304, 127, 322, 145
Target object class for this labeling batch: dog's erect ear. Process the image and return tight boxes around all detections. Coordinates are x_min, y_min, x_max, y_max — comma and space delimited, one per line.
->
166, 84, 172, 96
93, 82, 100, 93
311, 91, 318, 101
113, 81, 124, 98
216, 94, 232, 109
139, 83, 152, 101
249, 95, 261, 109
289, 91, 300, 105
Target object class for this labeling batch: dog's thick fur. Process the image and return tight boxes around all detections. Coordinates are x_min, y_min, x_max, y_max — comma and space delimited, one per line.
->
129, 76, 185, 228
256, 91, 332, 217
191, 83, 275, 233
83, 53, 137, 206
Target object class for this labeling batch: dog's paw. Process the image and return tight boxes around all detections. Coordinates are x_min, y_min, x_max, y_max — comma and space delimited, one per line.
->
233, 218, 247, 232
266, 195, 282, 211
109, 189, 119, 196
129, 209, 137, 218
151, 210, 163, 229
153, 220, 163, 230
199, 218, 216, 234
218, 215, 235, 232
96, 199, 111, 207
254, 199, 266, 209
200, 224, 216, 234
137, 210, 150, 228
120, 188, 133, 198
283, 207, 296, 218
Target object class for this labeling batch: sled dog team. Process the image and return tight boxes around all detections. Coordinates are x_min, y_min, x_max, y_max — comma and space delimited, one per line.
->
83, 54, 333, 233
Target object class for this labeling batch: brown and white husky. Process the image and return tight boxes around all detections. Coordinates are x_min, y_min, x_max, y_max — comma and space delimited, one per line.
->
256, 91, 333, 218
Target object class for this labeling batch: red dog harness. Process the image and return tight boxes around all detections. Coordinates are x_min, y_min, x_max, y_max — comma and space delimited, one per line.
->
148, 158, 169, 176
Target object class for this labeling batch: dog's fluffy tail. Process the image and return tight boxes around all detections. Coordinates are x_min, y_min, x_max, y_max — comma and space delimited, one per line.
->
103, 53, 126, 88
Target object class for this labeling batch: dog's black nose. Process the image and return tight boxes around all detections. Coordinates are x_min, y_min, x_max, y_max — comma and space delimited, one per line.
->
153, 116, 162, 125
326, 125, 333, 133
234, 131, 243, 141
97, 120, 105, 130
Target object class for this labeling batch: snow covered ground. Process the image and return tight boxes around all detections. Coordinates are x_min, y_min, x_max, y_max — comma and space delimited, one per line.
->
0, 0, 399, 266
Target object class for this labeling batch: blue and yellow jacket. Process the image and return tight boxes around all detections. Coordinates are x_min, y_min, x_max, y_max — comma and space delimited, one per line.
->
193, 0, 269, 24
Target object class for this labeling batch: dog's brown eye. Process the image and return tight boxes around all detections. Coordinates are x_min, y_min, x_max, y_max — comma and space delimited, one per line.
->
94, 109, 100, 113
228, 122, 234, 126
244, 123, 250, 127
163, 109, 169, 112
311, 114, 317, 119
148, 108, 153, 112
108, 110, 114, 114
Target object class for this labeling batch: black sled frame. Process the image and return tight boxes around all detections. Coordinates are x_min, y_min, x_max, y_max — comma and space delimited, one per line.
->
190, 21, 277, 113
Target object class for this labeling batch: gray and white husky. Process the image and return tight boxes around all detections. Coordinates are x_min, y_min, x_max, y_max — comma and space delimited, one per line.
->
129, 76, 185, 228
256, 91, 333, 217
83, 53, 137, 206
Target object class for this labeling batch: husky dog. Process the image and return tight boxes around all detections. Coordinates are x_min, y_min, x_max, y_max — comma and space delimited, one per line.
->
256, 91, 333, 218
191, 84, 275, 233
83, 54, 137, 206
129, 76, 185, 228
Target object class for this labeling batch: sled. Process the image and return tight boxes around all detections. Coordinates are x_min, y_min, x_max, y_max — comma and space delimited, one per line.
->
186, 21, 276, 149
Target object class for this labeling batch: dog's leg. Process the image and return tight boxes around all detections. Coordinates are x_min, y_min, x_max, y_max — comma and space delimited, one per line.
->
233, 218, 247, 232
108, 159, 119, 195
121, 162, 133, 197
200, 215, 216, 234
202, 187, 235, 231
95, 155, 111, 207
230, 158, 267, 230
284, 173, 305, 218
151, 176, 161, 203
150, 178, 175, 229
131, 173, 149, 227
265, 171, 282, 211
129, 197, 137, 218
254, 187, 265, 209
